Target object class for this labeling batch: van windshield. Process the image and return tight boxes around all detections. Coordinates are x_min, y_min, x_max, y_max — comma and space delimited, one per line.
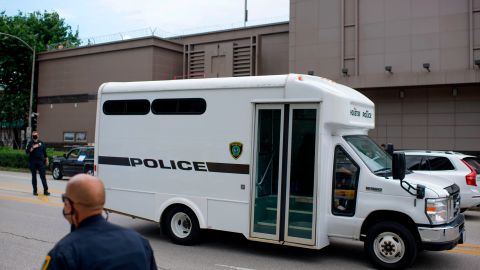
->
343, 135, 392, 176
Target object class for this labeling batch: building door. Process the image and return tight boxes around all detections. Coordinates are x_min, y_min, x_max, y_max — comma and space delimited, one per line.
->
251, 104, 318, 245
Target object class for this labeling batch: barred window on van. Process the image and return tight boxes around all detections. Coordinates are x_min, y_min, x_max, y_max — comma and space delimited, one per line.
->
103, 99, 150, 115
151, 98, 206, 115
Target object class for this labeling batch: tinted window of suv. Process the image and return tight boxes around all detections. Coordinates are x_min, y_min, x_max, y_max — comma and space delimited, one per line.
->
426, 156, 455, 170
406, 155, 427, 171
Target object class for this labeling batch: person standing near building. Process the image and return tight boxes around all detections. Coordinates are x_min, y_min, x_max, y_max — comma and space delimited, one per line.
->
25, 131, 49, 196
42, 174, 157, 270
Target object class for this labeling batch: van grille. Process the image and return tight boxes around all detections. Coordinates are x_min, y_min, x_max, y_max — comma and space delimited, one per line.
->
445, 184, 460, 222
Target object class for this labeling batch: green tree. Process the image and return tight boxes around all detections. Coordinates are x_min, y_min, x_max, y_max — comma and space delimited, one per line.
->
0, 11, 80, 147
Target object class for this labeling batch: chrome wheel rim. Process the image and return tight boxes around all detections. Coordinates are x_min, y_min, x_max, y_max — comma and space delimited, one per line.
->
373, 232, 405, 264
53, 167, 60, 179
170, 212, 192, 238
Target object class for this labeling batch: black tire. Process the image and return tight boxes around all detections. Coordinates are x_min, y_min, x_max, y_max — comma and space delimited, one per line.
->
52, 165, 63, 180
165, 206, 200, 245
85, 167, 94, 176
365, 221, 417, 270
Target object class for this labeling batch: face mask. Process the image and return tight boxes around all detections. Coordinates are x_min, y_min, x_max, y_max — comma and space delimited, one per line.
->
62, 194, 76, 227
32, 135, 38, 140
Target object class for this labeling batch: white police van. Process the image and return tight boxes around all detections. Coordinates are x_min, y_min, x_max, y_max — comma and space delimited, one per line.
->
94, 74, 465, 269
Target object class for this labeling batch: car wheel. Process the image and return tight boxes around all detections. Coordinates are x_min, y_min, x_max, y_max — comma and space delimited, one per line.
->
165, 206, 200, 245
365, 221, 417, 269
85, 168, 94, 176
52, 165, 63, 180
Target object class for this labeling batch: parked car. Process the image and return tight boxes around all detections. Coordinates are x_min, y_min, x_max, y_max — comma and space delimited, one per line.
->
51, 146, 94, 180
404, 150, 480, 211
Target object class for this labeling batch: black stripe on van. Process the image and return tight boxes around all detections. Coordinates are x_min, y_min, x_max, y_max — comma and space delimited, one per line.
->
98, 156, 131, 166
206, 162, 249, 175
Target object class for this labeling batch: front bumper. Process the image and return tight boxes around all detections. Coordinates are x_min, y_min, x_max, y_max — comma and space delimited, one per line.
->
417, 214, 465, 251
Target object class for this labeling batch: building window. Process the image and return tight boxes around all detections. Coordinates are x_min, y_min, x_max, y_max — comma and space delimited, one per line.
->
151, 98, 206, 115
75, 132, 87, 142
64, 132, 87, 143
103, 99, 150, 115
63, 132, 75, 142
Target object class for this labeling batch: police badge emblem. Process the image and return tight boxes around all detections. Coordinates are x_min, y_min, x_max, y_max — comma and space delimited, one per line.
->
229, 142, 243, 160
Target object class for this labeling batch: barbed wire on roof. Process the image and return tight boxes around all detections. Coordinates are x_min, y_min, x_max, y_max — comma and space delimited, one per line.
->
45, 16, 289, 52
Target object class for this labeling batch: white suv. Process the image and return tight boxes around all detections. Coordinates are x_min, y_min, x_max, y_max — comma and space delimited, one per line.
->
404, 151, 480, 211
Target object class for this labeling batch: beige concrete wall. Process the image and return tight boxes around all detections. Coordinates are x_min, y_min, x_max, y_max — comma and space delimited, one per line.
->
259, 33, 289, 75
153, 47, 184, 80
37, 101, 97, 144
290, 0, 480, 88
38, 48, 155, 97
363, 84, 480, 152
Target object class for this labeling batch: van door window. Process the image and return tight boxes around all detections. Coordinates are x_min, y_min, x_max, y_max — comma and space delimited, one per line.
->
332, 146, 359, 216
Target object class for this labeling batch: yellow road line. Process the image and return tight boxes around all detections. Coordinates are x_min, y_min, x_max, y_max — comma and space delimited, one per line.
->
446, 244, 480, 256
447, 249, 480, 256
0, 182, 63, 194
0, 194, 63, 207
456, 243, 480, 249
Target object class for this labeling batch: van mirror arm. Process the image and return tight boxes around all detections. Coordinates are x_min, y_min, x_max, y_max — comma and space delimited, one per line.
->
400, 180, 426, 199
393, 151, 425, 199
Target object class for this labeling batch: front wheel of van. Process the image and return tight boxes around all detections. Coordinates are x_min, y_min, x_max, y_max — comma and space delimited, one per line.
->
165, 206, 200, 245
365, 221, 417, 270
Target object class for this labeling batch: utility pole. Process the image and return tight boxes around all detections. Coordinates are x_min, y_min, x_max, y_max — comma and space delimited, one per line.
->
244, 0, 248, 27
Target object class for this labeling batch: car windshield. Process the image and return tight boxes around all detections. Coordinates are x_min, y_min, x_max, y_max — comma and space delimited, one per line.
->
343, 135, 392, 175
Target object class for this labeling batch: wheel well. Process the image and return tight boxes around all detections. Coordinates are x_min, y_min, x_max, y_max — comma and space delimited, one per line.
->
360, 210, 421, 243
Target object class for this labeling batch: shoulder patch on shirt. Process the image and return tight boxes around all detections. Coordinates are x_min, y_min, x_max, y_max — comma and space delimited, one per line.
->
42, 255, 51, 270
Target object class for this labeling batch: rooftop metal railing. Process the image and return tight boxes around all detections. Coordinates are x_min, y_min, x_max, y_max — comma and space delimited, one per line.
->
46, 16, 288, 51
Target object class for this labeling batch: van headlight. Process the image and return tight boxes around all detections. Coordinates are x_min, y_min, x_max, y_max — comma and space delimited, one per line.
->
426, 198, 448, 225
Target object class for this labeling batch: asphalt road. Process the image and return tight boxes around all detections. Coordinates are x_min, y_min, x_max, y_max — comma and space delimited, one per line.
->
1, 170, 480, 270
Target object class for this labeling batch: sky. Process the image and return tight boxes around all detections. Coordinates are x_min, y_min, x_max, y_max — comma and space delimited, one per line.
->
1, 0, 289, 41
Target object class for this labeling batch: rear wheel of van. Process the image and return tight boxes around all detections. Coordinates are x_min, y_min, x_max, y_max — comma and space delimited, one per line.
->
365, 221, 417, 269
165, 206, 200, 245
52, 165, 63, 180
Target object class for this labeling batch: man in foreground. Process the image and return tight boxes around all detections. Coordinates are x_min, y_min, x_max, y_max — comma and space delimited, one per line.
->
43, 174, 157, 270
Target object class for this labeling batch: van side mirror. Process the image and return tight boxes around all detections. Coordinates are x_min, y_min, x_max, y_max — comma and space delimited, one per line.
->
392, 152, 406, 180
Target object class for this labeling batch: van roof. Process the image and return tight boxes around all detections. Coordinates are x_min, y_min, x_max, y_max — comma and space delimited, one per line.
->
100, 74, 291, 93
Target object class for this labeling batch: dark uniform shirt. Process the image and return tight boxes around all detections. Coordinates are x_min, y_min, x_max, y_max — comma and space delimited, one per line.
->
26, 140, 47, 161
43, 215, 157, 270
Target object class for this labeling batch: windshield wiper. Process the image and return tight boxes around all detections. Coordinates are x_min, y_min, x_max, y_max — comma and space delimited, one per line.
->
374, 168, 391, 174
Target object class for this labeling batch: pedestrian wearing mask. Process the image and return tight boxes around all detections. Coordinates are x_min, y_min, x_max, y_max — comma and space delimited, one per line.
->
42, 174, 157, 270
25, 131, 49, 196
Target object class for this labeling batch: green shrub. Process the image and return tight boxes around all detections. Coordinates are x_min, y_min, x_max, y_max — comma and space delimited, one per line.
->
0, 147, 65, 170
0, 149, 29, 168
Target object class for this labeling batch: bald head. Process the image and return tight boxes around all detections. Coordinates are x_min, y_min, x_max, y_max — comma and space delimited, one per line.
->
66, 174, 105, 211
